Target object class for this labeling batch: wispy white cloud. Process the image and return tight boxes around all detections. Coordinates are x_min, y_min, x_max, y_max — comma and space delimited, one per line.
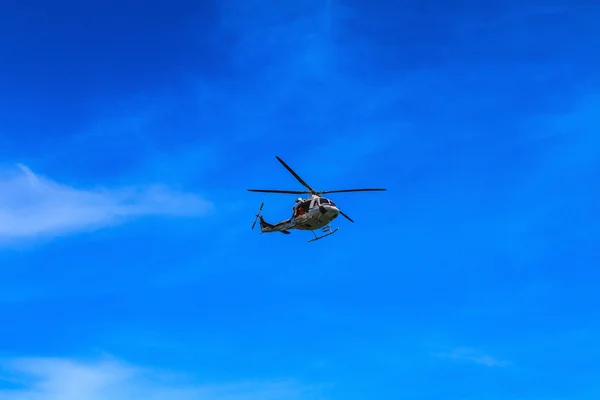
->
0, 356, 320, 400
0, 164, 213, 241
431, 347, 511, 367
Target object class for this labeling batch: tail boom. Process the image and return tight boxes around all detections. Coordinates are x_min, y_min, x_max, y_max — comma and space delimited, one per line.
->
259, 216, 292, 234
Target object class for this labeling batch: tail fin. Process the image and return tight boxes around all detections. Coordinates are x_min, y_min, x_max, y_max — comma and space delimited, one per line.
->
252, 203, 291, 235
258, 215, 277, 230
258, 215, 291, 234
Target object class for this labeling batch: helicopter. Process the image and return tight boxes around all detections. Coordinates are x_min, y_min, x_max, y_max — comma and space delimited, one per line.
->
248, 156, 386, 242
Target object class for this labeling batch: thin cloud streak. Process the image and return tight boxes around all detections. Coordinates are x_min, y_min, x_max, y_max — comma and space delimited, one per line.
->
431, 347, 511, 367
0, 164, 213, 240
0, 356, 320, 400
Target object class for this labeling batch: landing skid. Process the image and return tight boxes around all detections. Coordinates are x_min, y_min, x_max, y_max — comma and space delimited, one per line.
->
308, 225, 339, 242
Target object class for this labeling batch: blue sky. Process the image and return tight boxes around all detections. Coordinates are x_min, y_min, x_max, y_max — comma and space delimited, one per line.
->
1, 0, 599, 398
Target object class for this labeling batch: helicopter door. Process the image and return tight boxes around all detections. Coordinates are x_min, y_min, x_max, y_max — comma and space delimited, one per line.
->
296, 200, 311, 217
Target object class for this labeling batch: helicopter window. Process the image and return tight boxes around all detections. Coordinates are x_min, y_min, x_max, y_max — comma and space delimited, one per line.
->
319, 198, 330, 205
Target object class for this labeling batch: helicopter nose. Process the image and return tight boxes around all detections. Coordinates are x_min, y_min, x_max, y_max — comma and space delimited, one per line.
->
324, 204, 339, 215
319, 204, 338, 215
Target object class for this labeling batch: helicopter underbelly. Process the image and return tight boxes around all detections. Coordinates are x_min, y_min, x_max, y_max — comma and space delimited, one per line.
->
295, 209, 336, 230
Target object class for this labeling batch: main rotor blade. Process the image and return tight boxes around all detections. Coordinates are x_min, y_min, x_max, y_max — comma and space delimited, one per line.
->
275, 156, 316, 194
248, 189, 310, 194
339, 210, 354, 223
319, 188, 386, 194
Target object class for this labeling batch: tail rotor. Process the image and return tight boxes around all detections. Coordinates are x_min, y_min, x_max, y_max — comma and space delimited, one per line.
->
251, 202, 264, 230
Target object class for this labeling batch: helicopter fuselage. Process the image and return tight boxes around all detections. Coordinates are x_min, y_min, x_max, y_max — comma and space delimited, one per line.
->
255, 195, 340, 235
292, 197, 340, 230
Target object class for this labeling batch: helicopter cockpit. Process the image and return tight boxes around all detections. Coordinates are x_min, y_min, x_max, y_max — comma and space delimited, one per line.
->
318, 198, 336, 207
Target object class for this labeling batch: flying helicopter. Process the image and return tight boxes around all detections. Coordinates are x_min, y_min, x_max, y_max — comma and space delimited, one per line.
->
248, 156, 386, 242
